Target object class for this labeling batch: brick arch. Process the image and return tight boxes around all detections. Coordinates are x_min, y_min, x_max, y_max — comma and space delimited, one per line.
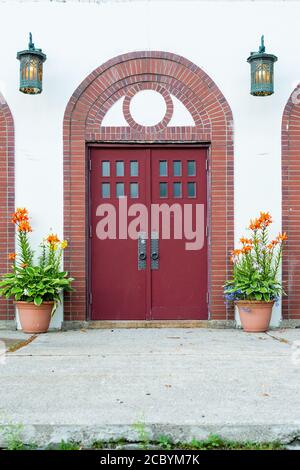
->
282, 85, 300, 320
0, 93, 15, 321
63, 51, 234, 322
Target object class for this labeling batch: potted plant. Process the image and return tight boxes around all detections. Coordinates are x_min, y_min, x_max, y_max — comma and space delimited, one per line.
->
224, 212, 287, 332
0, 208, 74, 333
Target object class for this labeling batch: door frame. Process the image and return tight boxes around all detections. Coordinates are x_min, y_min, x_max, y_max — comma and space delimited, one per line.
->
86, 142, 211, 321
63, 51, 234, 323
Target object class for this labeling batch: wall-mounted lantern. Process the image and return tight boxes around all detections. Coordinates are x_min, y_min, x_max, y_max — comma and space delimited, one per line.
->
247, 35, 277, 96
17, 33, 47, 95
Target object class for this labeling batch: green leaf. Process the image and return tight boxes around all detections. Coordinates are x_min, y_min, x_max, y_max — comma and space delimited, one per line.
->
34, 296, 43, 306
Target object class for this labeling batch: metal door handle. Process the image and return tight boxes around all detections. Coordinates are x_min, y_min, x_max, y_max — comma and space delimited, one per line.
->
151, 232, 159, 270
138, 233, 147, 270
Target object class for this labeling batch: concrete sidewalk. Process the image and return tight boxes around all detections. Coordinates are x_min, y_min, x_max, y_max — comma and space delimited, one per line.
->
0, 328, 300, 446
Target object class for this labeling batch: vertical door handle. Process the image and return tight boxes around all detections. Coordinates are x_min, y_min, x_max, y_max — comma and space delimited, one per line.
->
138, 233, 147, 270
151, 232, 159, 270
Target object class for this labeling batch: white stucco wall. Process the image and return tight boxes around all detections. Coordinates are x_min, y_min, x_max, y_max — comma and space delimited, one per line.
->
0, 0, 298, 327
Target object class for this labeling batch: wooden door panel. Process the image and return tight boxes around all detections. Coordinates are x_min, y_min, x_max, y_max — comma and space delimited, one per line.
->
90, 148, 147, 320
150, 148, 208, 320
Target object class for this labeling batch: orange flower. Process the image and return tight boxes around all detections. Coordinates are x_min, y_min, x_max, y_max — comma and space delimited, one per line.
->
12, 208, 32, 232
8, 252, 16, 260
20, 263, 28, 269
47, 233, 60, 248
249, 212, 272, 230
47, 233, 60, 244
249, 218, 262, 231
240, 237, 253, 245
12, 208, 29, 225
258, 211, 272, 227
231, 249, 242, 256
277, 232, 288, 242
18, 220, 32, 232
241, 245, 252, 254
267, 239, 279, 250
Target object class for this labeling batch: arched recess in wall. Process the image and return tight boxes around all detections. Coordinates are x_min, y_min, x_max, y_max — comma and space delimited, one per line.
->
282, 85, 300, 321
63, 51, 234, 322
0, 93, 15, 321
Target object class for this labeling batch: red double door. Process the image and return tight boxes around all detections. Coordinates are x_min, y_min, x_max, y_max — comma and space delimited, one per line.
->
90, 147, 208, 321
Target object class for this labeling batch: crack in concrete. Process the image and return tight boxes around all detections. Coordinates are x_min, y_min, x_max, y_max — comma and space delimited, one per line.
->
265, 332, 292, 345
6, 335, 37, 353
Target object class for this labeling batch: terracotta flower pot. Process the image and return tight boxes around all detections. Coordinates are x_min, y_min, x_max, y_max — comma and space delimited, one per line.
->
16, 301, 54, 334
236, 300, 275, 333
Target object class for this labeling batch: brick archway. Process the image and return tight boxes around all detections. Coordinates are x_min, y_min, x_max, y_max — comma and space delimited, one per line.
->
0, 93, 14, 321
282, 85, 300, 321
63, 51, 234, 322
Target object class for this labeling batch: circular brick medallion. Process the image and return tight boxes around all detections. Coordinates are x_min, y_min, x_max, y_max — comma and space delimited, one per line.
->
123, 83, 173, 132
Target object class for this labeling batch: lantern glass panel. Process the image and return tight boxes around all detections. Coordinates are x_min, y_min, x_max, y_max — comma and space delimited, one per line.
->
255, 63, 270, 85
38, 62, 43, 82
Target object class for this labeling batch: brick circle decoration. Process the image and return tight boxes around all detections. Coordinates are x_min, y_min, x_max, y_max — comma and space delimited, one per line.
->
63, 51, 234, 322
0, 92, 15, 321
123, 83, 173, 132
282, 85, 300, 320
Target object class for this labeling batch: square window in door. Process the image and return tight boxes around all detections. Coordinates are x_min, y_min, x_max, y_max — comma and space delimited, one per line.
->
173, 182, 182, 198
102, 182, 110, 198
187, 182, 196, 198
102, 161, 110, 177
160, 182, 168, 198
130, 161, 139, 177
130, 182, 139, 198
173, 161, 182, 177
116, 182, 125, 197
159, 161, 168, 177
187, 161, 196, 176
116, 161, 124, 177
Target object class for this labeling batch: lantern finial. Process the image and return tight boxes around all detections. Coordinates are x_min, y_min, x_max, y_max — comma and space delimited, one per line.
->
28, 32, 34, 50
259, 35, 265, 53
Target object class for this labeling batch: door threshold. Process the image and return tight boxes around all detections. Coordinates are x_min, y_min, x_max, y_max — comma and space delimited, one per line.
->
62, 320, 236, 330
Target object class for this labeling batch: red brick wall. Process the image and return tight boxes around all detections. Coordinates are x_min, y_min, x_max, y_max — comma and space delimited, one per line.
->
0, 93, 14, 320
282, 85, 300, 320
63, 51, 234, 321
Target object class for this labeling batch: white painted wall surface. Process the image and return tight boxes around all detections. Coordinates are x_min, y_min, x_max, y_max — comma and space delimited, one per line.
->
0, 0, 298, 326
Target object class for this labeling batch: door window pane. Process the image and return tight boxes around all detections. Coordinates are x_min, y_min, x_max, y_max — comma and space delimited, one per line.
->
102, 161, 110, 177
130, 183, 139, 198
187, 182, 196, 198
116, 182, 125, 197
130, 161, 139, 177
173, 182, 182, 198
159, 161, 167, 176
116, 161, 124, 176
102, 183, 110, 198
173, 161, 182, 177
188, 160, 196, 176
159, 182, 168, 198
